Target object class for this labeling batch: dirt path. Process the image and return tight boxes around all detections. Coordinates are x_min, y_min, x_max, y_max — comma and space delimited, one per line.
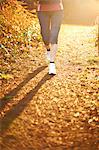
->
0, 24, 99, 150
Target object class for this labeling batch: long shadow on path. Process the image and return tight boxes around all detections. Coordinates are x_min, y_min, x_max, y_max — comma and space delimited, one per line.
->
0, 66, 47, 110
0, 73, 54, 133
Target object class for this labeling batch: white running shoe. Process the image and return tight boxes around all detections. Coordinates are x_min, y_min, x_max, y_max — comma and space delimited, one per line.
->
46, 51, 50, 61
49, 63, 56, 75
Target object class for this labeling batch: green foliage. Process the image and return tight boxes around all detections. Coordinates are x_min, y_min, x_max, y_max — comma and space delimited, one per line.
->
3, 95, 13, 100
0, 0, 41, 75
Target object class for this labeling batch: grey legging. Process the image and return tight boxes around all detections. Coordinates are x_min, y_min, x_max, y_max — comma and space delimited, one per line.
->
37, 10, 63, 45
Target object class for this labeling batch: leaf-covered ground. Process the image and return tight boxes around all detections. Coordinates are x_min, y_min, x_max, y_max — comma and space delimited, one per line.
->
0, 1, 99, 150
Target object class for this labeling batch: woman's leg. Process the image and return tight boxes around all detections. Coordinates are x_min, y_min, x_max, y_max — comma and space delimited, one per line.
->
50, 11, 63, 62
49, 11, 63, 74
50, 11, 63, 45
37, 11, 50, 46
37, 11, 51, 60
